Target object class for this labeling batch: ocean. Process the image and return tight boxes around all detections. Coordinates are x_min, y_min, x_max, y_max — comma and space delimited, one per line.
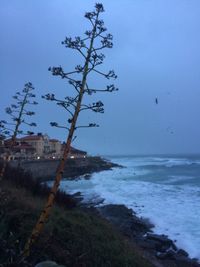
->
58, 155, 200, 259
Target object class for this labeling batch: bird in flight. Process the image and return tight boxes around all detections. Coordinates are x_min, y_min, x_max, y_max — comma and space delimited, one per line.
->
166, 126, 174, 134
155, 97, 158, 104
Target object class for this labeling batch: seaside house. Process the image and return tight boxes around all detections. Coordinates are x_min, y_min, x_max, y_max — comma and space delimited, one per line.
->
1, 138, 36, 160
61, 143, 87, 158
0, 133, 87, 160
49, 139, 62, 158
20, 134, 45, 157
20, 134, 62, 158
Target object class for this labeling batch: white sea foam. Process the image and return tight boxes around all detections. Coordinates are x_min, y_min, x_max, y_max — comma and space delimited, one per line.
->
60, 155, 200, 259
164, 175, 194, 184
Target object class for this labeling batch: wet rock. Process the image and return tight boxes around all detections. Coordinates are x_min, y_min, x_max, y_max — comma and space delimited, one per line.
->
98, 204, 153, 238
71, 192, 83, 203
156, 250, 200, 267
83, 174, 91, 179
95, 204, 200, 267
156, 249, 177, 260
81, 196, 105, 207
173, 255, 200, 267
138, 238, 159, 251
146, 233, 173, 245
192, 258, 199, 262
177, 248, 189, 257
146, 233, 177, 252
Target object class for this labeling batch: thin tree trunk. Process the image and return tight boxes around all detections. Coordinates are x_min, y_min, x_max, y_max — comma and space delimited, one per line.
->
0, 92, 28, 180
23, 15, 98, 257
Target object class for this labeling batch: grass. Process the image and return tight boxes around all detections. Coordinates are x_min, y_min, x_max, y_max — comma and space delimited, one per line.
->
0, 164, 154, 267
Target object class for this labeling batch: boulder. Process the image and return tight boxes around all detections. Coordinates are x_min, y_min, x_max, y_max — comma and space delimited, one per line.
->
98, 204, 153, 238
156, 249, 176, 260
177, 249, 189, 257
146, 233, 177, 252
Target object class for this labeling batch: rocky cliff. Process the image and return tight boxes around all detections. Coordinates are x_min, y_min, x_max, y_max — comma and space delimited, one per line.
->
10, 156, 120, 181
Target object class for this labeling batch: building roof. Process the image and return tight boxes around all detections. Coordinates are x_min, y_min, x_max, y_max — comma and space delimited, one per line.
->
4, 135, 87, 156
20, 135, 43, 141
5, 138, 21, 143
70, 146, 87, 155
61, 144, 86, 151
5, 141, 35, 152
13, 144, 35, 150
49, 139, 60, 143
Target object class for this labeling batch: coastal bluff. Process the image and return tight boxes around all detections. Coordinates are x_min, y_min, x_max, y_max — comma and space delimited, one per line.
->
9, 156, 119, 181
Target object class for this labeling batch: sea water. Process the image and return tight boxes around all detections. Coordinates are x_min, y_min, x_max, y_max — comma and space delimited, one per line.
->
58, 155, 200, 259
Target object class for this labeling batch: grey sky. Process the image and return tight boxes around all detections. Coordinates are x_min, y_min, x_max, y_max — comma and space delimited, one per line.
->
1, 0, 200, 155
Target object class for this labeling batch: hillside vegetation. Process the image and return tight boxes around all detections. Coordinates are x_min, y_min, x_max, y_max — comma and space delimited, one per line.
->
0, 165, 154, 267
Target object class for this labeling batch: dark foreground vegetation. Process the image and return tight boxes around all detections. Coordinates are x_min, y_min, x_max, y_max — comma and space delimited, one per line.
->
0, 164, 154, 267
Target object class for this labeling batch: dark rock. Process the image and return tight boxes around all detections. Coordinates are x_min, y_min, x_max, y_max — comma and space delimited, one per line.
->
146, 233, 173, 245
98, 204, 153, 238
11, 156, 122, 181
156, 249, 200, 267
156, 249, 176, 260
71, 192, 83, 203
72, 192, 82, 197
173, 254, 200, 267
192, 258, 199, 262
96, 203, 200, 267
177, 249, 189, 257
137, 238, 158, 251
81, 196, 104, 207
83, 174, 91, 179
146, 233, 176, 252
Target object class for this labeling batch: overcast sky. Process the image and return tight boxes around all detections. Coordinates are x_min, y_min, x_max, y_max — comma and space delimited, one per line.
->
1, 0, 200, 155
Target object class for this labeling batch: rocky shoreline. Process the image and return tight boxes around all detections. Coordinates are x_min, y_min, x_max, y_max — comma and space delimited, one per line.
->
96, 204, 200, 267
74, 193, 200, 267
1, 158, 200, 267
62, 158, 200, 267
40, 156, 200, 267
10, 156, 121, 181
6, 157, 200, 267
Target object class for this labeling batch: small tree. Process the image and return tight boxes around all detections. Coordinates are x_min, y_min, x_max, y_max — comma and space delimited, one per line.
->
0, 82, 38, 179
23, 3, 118, 257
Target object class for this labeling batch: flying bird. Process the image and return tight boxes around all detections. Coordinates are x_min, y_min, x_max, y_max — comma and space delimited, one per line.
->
155, 97, 158, 104
166, 126, 174, 134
